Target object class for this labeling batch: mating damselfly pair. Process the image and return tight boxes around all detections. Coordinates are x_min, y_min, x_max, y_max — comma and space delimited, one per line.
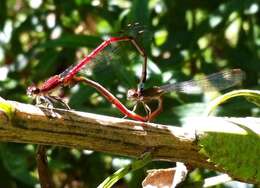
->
27, 23, 245, 121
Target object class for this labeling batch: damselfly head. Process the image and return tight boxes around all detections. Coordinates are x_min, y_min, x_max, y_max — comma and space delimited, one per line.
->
127, 88, 139, 101
27, 85, 40, 97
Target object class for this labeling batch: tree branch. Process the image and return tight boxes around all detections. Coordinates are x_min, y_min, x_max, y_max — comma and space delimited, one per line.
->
0, 98, 259, 184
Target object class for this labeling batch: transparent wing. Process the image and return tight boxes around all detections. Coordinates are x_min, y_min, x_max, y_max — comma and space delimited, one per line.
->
79, 43, 118, 76
159, 69, 245, 94
59, 40, 140, 78
59, 24, 150, 87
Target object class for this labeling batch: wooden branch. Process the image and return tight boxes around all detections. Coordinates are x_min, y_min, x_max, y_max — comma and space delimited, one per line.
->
0, 98, 259, 184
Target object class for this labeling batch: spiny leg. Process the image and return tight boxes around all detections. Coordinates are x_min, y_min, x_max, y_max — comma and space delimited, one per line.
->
36, 95, 70, 118
122, 101, 139, 119
36, 96, 54, 109
141, 101, 152, 122
46, 95, 71, 110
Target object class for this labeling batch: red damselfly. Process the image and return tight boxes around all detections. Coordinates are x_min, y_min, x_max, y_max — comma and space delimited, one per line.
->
27, 37, 146, 94
127, 69, 245, 120
27, 24, 151, 121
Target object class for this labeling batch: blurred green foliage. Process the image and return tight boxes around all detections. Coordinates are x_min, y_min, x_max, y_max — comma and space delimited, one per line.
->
0, 0, 259, 187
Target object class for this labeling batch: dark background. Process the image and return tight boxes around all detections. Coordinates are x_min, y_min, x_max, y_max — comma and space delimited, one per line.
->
0, 0, 259, 187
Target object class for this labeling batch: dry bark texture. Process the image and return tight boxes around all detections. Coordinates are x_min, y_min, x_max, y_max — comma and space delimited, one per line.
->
0, 98, 259, 184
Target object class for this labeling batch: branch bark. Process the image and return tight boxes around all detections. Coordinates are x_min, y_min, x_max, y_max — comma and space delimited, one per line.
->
0, 98, 259, 184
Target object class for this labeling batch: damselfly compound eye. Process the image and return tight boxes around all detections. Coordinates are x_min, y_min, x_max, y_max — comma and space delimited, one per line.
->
127, 89, 139, 100
27, 85, 40, 96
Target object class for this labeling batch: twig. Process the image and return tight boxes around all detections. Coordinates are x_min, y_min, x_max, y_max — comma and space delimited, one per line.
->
36, 145, 54, 188
0, 98, 259, 184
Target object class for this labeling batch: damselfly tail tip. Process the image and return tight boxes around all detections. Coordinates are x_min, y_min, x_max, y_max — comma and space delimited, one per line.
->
138, 30, 145, 35
234, 69, 246, 80
231, 68, 246, 81
123, 22, 149, 38
127, 22, 140, 28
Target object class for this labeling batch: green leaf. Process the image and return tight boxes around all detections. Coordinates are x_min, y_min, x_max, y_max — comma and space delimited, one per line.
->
0, 100, 14, 120
98, 152, 152, 188
34, 49, 60, 80
128, 0, 149, 25
0, 144, 37, 186
39, 35, 101, 49
0, 1, 7, 30
198, 120, 260, 183
204, 89, 260, 116
174, 103, 208, 118
198, 89, 260, 183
